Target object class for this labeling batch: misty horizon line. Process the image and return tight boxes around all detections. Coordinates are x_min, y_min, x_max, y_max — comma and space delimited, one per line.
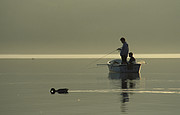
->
0, 54, 180, 59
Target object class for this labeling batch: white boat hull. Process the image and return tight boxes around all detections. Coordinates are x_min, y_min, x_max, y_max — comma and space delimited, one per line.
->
107, 59, 141, 73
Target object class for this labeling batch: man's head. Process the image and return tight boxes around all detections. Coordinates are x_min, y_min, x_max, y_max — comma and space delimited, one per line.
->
120, 37, 126, 43
129, 52, 133, 57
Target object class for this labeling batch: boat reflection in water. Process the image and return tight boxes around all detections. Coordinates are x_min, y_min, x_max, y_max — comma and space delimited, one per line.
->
108, 72, 141, 113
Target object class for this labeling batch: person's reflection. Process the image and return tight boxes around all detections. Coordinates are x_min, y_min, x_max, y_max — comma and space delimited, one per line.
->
121, 78, 129, 103
108, 72, 140, 113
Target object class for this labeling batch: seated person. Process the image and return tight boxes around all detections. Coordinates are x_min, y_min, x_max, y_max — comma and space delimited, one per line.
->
128, 52, 136, 64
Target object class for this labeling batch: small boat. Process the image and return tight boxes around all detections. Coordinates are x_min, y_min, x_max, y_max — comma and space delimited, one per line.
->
107, 59, 141, 73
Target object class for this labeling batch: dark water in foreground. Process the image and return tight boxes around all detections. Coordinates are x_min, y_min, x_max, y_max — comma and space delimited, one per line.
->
0, 58, 180, 115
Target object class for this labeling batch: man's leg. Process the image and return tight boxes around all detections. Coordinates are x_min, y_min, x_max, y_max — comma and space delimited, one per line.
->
121, 55, 125, 64
124, 55, 128, 64
121, 55, 127, 64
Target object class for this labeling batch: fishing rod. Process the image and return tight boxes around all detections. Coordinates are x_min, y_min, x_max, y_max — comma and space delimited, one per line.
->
86, 49, 117, 67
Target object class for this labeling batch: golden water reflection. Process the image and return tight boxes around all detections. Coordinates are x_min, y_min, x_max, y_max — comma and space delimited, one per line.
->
108, 73, 140, 113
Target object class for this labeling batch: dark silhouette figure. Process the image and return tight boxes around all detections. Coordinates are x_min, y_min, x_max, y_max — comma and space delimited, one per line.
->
128, 52, 136, 64
117, 37, 129, 64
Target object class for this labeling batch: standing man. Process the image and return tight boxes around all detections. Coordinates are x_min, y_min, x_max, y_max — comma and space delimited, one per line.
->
117, 37, 129, 64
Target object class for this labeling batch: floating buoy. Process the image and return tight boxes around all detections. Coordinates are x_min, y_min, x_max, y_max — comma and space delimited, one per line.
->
50, 88, 69, 94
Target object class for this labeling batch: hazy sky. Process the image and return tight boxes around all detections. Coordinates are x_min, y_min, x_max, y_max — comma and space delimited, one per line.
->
0, 0, 179, 54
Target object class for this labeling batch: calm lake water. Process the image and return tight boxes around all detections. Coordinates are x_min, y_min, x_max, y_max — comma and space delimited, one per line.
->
0, 58, 180, 115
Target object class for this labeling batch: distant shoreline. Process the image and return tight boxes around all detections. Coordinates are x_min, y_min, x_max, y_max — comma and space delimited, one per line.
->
0, 54, 180, 59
